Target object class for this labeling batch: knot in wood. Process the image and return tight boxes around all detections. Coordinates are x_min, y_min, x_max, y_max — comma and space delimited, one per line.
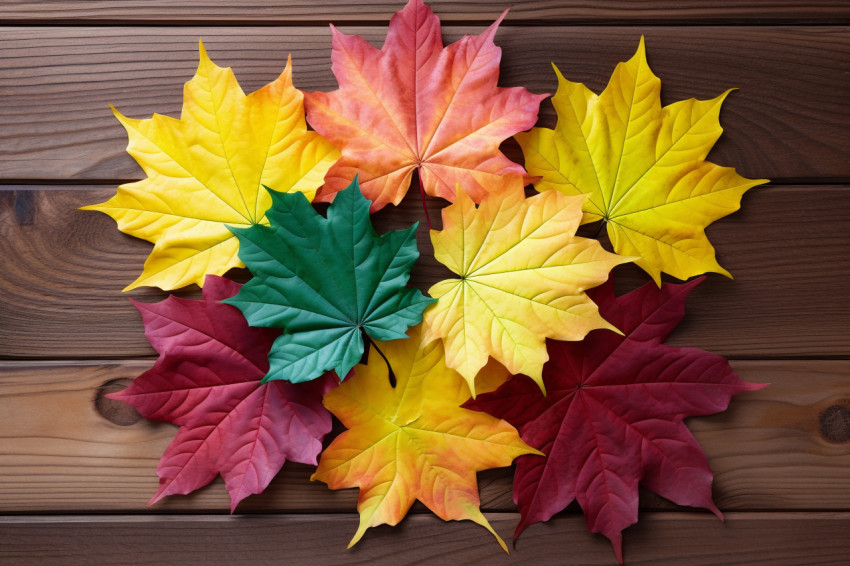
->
95, 378, 141, 426
819, 404, 850, 443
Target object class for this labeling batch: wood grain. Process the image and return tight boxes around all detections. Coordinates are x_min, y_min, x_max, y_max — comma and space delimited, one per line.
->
0, 27, 848, 182
0, 359, 847, 513
3, 0, 850, 25
1, 185, 848, 360
0, 0, 846, 562
2, 512, 850, 565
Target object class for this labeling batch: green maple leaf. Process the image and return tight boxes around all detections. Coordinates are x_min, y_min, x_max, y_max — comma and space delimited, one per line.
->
225, 177, 434, 384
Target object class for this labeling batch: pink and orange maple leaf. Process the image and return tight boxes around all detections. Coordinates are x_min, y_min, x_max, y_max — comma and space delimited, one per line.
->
305, 0, 546, 212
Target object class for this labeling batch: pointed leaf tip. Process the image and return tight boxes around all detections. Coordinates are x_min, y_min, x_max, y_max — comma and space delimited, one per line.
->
486, 8, 510, 34
612, 533, 624, 564
197, 39, 214, 69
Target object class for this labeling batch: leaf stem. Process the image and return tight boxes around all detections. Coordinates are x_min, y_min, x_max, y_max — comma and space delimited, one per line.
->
418, 173, 433, 230
363, 332, 396, 387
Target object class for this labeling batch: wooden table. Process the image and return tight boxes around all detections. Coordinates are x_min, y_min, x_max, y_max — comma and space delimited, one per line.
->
1, 2, 849, 564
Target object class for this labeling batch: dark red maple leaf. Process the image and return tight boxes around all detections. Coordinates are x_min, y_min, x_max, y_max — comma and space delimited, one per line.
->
108, 275, 336, 511
465, 277, 765, 563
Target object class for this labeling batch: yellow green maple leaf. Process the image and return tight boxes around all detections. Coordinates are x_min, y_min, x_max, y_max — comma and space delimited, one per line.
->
421, 186, 629, 394
515, 37, 767, 284
83, 42, 340, 291
313, 324, 537, 551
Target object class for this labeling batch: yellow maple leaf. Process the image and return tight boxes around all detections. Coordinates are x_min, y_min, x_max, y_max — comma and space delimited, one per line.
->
515, 37, 767, 284
83, 42, 340, 291
313, 325, 538, 550
421, 186, 629, 394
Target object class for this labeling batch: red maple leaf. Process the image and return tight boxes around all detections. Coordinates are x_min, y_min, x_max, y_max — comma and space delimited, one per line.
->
304, 0, 545, 213
465, 277, 765, 562
108, 275, 336, 511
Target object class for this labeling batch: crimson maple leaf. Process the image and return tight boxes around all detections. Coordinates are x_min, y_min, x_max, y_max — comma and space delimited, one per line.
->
108, 275, 336, 511
304, 0, 546, 213
466, 277, 765, 563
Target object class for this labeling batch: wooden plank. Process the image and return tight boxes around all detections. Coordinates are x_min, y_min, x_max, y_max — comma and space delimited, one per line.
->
1, 185, 848, 359
0, 27, 848, 181
1, 512, 850, 565
0, 359, 847, 513
2, 1, 849, 25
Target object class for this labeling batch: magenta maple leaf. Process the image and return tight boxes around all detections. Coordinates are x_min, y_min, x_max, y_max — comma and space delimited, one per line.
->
108, 275, 336, 511
466, 277, 765, 563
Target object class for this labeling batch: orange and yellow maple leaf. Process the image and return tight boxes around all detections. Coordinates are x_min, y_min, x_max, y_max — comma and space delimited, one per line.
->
304, 0, 546, 212
422, 186, 629, 394
83, 42, 339, 291
313, 325, 539, 550
516, 37, 767, 284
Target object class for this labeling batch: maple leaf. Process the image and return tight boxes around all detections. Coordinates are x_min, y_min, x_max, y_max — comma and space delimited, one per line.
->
421, 186, 629, 394
515, 37, 767, 284
107, 275, 336, 511
304, 0, 546, 213
83, 42, 340, 291
466, 277, 766, 562
313, 324, 540, 550
225, 177, 434, 385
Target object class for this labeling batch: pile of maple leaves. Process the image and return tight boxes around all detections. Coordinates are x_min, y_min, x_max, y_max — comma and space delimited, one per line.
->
85, 0, 767, 562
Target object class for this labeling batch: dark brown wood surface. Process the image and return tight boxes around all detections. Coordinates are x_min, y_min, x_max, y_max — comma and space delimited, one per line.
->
2, 1, 850, 24
2, 513, 850, 566
0, 1, 848, 564
0, 27, 848, 182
